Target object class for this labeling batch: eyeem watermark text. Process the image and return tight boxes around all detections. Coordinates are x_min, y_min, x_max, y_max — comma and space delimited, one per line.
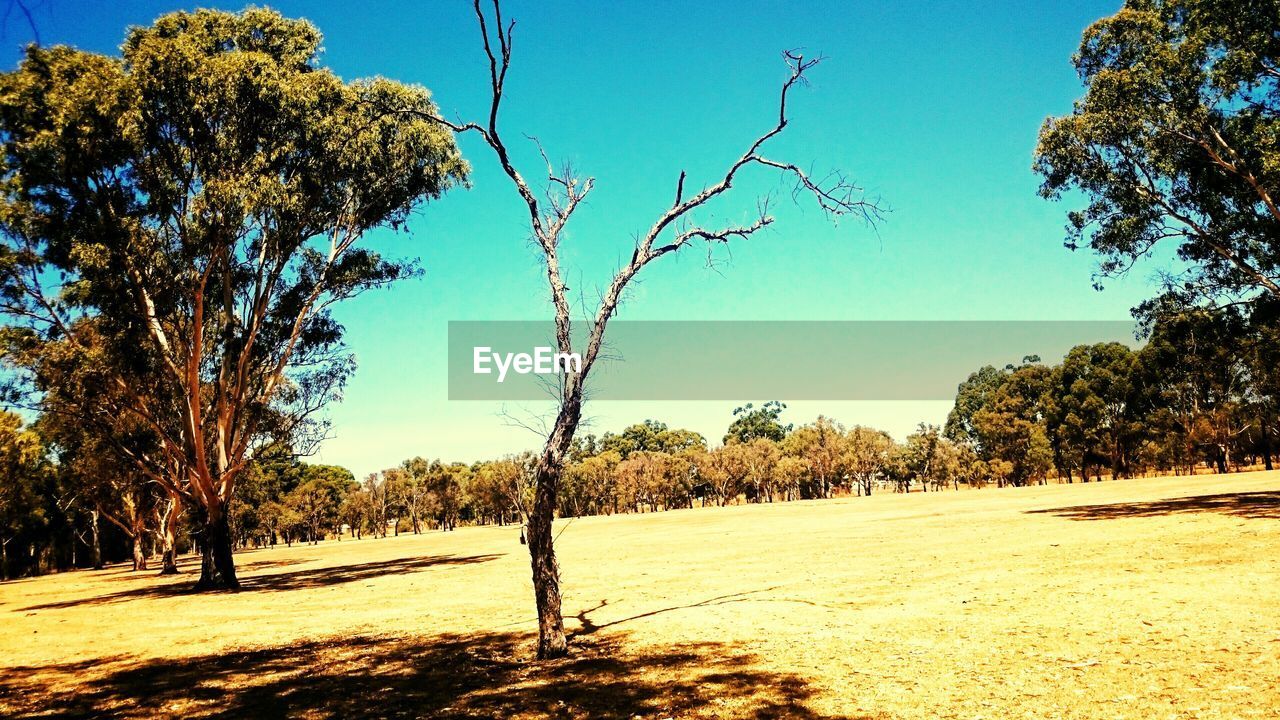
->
473, 346, 582, 383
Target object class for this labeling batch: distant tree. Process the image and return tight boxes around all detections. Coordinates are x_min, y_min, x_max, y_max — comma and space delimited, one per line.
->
724, 402, 792, 444
275, 503, 305, 547
843, 426, 896, 497
364, 473, 391, 539
562, 450, 620, 517
1245, 302, 1280, 470
425, 462, 468, 531
783, 417, 848, 498
1138, 300, 1252, 473
931, 437, 969, 491
233, 445, 305, 547
1054, 343, 1141, 480
737, 438, 782, 503
470, 455, 535, 542
601, 421, 707, 459
566, 434, 601, 464
1035, 0, 1280, 301
0, 410, 45, 579
381, 468, 412, 536
773, 455, 810, 502
615, 451, 690, 512
899, 423, 954, 492
35, 388, 161, 571
337, 490, 373, 539
700, 446, 748, 507
970, 362, 1056, 486
284, 472, 349, 545
945, 366, 1008, 446
398, 458, 438, 533
151, 487, 184, 574
951, 443, 986, 490
470, 458, 524, 527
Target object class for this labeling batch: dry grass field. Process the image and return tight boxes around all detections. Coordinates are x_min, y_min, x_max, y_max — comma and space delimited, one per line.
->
2, 471, 1278, 719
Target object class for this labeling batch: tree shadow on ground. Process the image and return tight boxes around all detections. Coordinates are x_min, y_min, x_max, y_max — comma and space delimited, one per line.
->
102, 555, 314, 581
0, 630, 873, 719
1027, 491, 1280, 521
21, 554, 501, 611
569, 587, 847, 638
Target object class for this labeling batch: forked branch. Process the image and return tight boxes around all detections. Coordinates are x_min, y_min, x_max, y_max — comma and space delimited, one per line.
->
421, 0, 882, 396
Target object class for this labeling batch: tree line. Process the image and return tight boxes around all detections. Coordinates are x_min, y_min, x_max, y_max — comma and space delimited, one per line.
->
8, 290, 1275, 579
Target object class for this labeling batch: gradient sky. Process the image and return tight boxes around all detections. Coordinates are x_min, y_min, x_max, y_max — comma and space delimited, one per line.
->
2, 1, 1168, 479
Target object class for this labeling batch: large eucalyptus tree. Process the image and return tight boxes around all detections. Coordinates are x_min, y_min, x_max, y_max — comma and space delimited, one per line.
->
0, 8, 467, 588
1036, 0, 1280, 302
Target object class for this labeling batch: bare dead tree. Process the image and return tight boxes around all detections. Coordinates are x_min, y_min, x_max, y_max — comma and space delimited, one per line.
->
424, 0, 881, 658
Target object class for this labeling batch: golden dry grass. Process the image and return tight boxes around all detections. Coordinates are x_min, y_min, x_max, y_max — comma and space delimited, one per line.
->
2, 471, 1279, 719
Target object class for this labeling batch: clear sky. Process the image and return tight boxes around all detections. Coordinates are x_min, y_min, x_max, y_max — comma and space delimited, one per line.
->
3, 1, 1168, 479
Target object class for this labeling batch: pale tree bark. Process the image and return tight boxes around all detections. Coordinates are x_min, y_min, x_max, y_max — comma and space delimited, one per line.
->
89, 509, 102, 570
9, 177, 386, 591
153, 486, 184, 575
99, 490, 149, 572
425, 0, 879, 659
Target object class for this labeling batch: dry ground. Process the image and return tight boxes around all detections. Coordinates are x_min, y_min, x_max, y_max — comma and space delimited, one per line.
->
2, 471, 1278, 719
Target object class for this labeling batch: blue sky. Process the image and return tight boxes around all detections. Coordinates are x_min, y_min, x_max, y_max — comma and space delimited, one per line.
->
4, 1, 1166, 479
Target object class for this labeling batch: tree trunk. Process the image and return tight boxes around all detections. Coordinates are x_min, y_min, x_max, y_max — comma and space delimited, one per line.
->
160, 544, 179, 574
525, 394, 582, 660
528, 457, 567, 660
195, 507, 239, 590
131, 533, 147, 572
1261, 414, 1274, 471
89, 510, 103, 570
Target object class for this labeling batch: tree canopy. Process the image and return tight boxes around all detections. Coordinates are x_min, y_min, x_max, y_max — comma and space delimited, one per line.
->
1035, 0, 1280, 302
0, 7, 467, 588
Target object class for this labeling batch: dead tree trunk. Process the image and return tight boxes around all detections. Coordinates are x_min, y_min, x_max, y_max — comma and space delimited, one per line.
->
423, 0, 877, 659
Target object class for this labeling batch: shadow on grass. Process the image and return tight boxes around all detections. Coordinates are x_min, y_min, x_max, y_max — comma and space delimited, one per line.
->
1028, 491, 1280, 521
22, 554, 501, 611
0, 630, 869, 719
100, 555, 315, 581
571, 588, 809, 638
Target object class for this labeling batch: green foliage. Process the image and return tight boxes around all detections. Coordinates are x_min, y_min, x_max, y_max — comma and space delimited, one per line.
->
942, 301, 1280, 483
232, 448, 356, 546
1035, 0, 1280, 300
1136, 298, 1256, 473
896, 424, 968, 492
1053, 343, 1142, 479
0, 7, 467, 548
284, 469, 353, 544
782, 416, 849, 498
600, 420, 707, 459
562, 450, 620, 516
0, 410, 47, 576
944, 366, 1007, 445
723, 401, 792, 444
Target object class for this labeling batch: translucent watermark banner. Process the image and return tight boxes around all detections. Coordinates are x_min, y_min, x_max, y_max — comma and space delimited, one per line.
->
447, 321, 1140, 401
